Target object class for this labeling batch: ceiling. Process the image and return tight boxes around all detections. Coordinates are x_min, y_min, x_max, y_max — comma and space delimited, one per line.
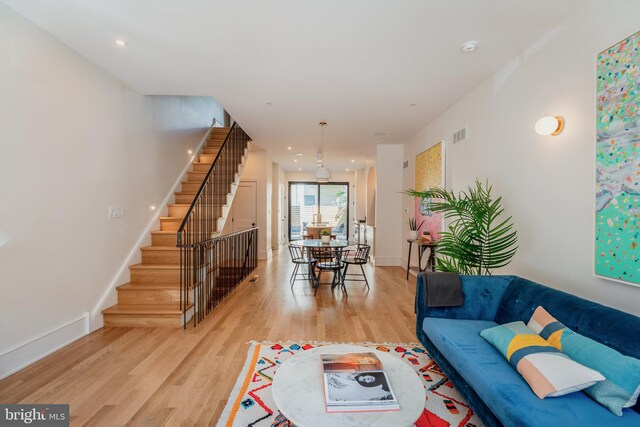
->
3, 0, 582, 171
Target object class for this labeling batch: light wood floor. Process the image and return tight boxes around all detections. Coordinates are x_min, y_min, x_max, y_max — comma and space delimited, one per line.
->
0, 248, 418, 426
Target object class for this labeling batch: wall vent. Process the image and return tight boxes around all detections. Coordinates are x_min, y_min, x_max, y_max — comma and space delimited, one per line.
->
453, 127, 467, 144
403, 160, 409, 169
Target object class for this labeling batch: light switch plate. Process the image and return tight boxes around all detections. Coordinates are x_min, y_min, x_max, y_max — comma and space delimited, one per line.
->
109, 207, 124, 218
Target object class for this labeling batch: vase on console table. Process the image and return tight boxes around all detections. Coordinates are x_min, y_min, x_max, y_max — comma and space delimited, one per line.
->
408, 230, 418, 241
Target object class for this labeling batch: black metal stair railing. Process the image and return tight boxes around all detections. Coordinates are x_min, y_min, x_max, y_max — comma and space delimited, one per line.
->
177, 123, 258, 327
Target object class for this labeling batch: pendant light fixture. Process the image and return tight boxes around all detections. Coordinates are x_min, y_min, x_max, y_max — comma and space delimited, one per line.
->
315, 121, 331, 183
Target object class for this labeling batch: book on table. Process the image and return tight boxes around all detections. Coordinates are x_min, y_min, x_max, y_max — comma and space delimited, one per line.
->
321, 352, 400, 412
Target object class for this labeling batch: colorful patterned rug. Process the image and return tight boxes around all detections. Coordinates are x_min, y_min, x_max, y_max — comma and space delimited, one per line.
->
217, 341, 482, 427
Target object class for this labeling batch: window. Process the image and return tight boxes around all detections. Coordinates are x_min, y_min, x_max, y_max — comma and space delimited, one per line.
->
288, 182, 349, 241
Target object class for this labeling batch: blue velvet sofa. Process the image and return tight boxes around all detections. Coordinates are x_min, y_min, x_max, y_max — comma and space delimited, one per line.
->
416, 275, 640, 427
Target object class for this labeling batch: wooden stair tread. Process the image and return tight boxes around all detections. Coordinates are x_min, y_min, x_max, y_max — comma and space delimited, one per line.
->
140, 246, 179, 252
102, 304, 188, 315
129, 263, 180, 270
160, 216, 182, 220
117, 283, 178, 290
117, 282, 196, 291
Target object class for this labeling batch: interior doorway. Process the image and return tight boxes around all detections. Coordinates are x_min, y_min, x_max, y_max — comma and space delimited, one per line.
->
288, 182, 349, 241
231, 181, 257, 232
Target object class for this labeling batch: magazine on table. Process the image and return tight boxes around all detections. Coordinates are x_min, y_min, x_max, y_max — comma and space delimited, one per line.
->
321, 352, 400, 412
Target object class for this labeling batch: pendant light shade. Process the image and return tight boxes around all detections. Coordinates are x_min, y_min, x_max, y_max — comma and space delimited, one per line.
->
315, 166, 331, 182
316, 121, 331, 182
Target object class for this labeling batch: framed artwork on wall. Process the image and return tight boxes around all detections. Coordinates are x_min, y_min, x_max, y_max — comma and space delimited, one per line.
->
414, 141, 445, 239
595, 30, 640, 287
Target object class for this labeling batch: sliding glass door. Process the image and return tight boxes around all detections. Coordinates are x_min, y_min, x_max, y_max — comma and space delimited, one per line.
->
288, 182, 349, 241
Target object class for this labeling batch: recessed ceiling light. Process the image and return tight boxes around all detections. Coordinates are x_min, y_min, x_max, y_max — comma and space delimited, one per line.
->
294, 159, 298, 163
298, 168, 302, 171
293, 152, 304, 157
345, 168, 349, 171
150, 205, 156, 211
461, 40, 478, 53
287, 146, 292, 150
115, 39, 127, 47
351, 159, 355, 163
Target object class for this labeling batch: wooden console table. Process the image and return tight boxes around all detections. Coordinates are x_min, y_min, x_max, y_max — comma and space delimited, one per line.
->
406, 239, 438, 280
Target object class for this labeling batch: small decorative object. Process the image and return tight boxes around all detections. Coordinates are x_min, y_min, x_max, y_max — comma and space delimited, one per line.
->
407, 218, 424, 241
421, 231, 432, 243
321, 229, 331, 244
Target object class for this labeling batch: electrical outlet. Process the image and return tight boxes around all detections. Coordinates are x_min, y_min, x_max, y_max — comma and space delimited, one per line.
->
109, 207, 124, 219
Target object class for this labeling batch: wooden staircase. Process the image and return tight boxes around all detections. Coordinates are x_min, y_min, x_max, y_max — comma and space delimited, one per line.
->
102, 127, 248, 327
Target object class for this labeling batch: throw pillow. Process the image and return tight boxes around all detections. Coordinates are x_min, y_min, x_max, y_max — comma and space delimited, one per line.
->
480, 321, 604, 399
528, 306, 640, 416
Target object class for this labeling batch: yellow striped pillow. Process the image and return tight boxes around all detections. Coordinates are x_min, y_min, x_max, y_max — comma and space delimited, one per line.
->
481, 321, 605, 399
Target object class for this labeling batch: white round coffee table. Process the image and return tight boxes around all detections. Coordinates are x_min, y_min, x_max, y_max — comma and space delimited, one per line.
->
272, 344, 425, 427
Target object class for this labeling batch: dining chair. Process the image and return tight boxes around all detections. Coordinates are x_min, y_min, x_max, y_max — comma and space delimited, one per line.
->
310, 247, 349, 295
341, 244, 371, 291
288, 244, 315, 288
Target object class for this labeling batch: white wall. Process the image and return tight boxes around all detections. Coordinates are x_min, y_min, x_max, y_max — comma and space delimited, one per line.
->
402, 0, 640, 316
285, 170, 357, 241
239, 149, 272, 259
0, 3, 224, 377
375, 145, 404, 266
354, 168, 367, 222
271, 163, 285, 249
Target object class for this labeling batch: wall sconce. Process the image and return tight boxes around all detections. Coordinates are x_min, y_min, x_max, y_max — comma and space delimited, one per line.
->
535, 116, 564, 136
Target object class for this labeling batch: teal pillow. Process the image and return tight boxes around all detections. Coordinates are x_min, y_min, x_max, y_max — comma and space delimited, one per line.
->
480, 321, 604, 399
528, 306, 640, 416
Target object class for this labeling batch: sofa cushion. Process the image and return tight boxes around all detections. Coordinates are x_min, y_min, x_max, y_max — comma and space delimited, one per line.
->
422, 317, 640, 426
495, 276, 640, 415
529, 306, 640, 415
480, 321, 604, 399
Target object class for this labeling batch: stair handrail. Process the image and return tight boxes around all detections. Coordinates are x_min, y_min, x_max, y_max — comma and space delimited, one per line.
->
176, 122, 250, 246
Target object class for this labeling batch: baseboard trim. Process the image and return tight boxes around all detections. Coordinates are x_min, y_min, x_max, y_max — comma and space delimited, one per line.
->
374, 256, 402, 266
0, 313, 89, 380
89, 124, 218, 331
259, 249, 273, 260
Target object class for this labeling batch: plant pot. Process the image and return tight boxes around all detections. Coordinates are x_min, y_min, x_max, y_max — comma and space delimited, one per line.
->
408, 230, 418, 241
321, 235, 331, 244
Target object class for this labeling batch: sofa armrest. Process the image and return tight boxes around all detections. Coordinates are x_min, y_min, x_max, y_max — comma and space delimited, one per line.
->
416, 274, 515, 323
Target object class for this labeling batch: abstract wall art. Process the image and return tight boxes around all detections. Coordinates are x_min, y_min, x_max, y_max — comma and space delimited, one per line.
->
595, 31, 640, 286
415, 141, 445, 239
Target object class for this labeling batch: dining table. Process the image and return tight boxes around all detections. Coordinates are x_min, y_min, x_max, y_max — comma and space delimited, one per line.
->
290, 239, 356, 289
291, 239, 353, 249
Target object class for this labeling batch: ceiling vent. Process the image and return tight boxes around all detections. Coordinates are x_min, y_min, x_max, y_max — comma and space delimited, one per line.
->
453, 127, 467, 144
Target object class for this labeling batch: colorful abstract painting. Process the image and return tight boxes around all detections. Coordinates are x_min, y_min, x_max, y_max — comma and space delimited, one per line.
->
415, 142, 445, 239
595, 31, 640, 286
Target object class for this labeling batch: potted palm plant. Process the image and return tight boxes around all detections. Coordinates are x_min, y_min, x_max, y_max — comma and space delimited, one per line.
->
321, 229, 331, 244
403, 179, 518, 275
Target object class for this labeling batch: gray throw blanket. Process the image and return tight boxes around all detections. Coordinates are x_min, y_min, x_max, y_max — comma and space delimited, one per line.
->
421, 272, 463, 307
